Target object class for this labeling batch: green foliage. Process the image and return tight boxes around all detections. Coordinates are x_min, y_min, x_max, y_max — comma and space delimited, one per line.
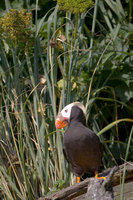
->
0, 9, 34, 53
47, 179, 65, 195
57, 0, 94, 13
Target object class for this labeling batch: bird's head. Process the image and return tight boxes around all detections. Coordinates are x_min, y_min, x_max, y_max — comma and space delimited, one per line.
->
55, 102, 86, 129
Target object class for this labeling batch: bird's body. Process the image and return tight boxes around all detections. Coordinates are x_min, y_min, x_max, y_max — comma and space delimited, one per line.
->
63, 106, 102, 177
55, 102, 105, 181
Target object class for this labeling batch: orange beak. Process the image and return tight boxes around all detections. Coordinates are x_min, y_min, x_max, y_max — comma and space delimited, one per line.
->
55, 113, 68, 129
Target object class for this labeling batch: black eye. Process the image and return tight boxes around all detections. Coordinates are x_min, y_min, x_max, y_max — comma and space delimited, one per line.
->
65, 110, 68, 113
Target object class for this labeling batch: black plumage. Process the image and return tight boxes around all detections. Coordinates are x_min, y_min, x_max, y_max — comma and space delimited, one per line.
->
63, 106, 102, 177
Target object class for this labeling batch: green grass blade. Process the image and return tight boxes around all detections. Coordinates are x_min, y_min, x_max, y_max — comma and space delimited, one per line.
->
98, 119, 133, 136
120, 126, 133, 200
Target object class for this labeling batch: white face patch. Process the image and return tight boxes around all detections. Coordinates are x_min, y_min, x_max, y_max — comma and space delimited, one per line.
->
61, 103, 73, 121
60, 102, 86, 121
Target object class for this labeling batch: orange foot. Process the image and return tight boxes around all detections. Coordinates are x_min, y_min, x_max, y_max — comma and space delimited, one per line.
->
77, 177, 81, 183
95, 171, 106, 180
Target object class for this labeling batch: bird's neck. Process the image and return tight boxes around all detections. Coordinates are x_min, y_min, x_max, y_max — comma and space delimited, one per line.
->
69, 117, 86, 127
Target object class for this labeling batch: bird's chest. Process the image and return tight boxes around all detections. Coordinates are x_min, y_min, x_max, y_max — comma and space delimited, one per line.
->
64, 128, 83, 146
63, 129, 94, 160
63, 133, 80, 153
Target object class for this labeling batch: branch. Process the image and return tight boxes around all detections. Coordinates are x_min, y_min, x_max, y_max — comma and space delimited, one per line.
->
38, 162, 133, 200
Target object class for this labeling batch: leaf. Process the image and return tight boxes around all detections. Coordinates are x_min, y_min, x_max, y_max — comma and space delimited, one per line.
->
98, 119, 133, 136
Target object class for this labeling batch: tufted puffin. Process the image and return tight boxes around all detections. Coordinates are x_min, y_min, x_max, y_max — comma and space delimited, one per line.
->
55, 102, 106, 182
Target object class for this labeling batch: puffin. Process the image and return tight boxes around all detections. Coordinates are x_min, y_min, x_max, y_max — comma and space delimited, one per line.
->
55, 102, 106, 182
